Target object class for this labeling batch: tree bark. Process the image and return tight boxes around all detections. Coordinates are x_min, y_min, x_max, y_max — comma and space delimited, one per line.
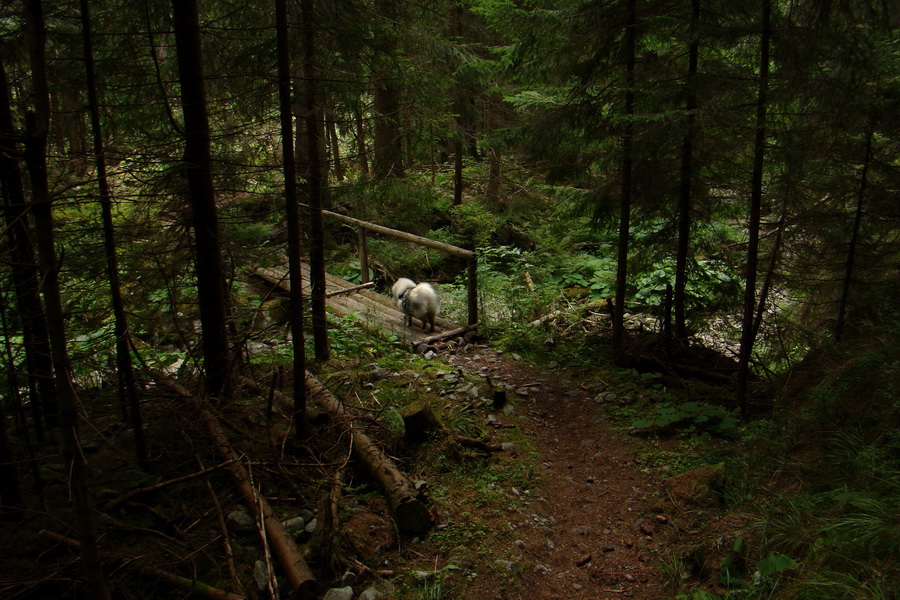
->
737, 0, 771, 417
300, 0, 330, 361
0, 51, 56, 439
275, 0, 309, 437
80, 0, 148, 468
355, 110, 369, 175
326, 116, 344, 182
613, 0, 636, 352
835, 126, 872, 342
171, 0, 232, 402
373, 0, 404, 179
24, 1, 109, 597
306, 373, 434, 534
674, 0, 700, 342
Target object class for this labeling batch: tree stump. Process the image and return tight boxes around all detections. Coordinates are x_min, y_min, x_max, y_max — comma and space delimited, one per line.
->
401, 400, 445, 443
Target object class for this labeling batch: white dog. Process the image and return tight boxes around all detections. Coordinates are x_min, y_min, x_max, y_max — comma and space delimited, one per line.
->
391, 277, 417, 308
401, 283, 440, 332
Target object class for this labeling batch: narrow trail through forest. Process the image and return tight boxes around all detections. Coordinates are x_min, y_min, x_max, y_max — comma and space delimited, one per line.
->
441, 344, 670, 600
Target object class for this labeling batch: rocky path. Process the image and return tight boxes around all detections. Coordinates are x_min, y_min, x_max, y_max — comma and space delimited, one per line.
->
443, 345, 669, 600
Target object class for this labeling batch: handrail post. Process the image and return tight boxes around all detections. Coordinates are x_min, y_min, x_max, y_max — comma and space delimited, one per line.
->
467, 254, 478, 325
358, 227, 369, 284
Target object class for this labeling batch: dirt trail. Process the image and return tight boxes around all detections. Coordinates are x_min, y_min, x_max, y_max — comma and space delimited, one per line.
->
444, 345, 669, 600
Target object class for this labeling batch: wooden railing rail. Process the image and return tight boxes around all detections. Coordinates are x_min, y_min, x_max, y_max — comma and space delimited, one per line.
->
321, 209, 478, 326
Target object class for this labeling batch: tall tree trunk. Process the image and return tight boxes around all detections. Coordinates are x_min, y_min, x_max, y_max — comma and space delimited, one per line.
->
171, 0, 232, 402
752, 208, 786, 342
24, 1, 109, 597
1, 295, 35, 510
373, 0, 404, 179
0, 52, 56, 440
737, 0, 771, 417
275, 0, 309, 437
79, 0, 147, 468
453, 136, 463, 206
0, 363, 23, 516
674, 0, 700, 343
355, 110, 369, 175
613, 0, 636, 352
835, 126, 872, 342
326, 116, 344, 182
486, 146, 501, 202
301, 0, 329, 361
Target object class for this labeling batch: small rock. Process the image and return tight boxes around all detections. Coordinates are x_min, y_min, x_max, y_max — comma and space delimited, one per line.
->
323, 587, 354, 600
573, 583, 584, 591
341, 571, 357, 587
226, 510, 256, 535
496, 560, 520, 571
534, 564, 551, 575
283, 516, 305, 534
624, 573, 636, 583
511, 353, 522, 361
305, 518, 318, 534
299, 508, 315, 523
514, 540, 526, 549
575, 554, 592, 567
359, 587, 384, 600
253, 560, 268, 592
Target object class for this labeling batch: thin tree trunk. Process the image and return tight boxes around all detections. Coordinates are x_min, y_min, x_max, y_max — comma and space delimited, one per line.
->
0, 52, 56, 440
326, 116, 344, 182
453, 136, 463, 206
613, 0, 636, 352
0, 363, 23, 516
373, 0, 404, 179
171, 0, 232, 402
275, 0, 309, 437
486, 146, 501, 202
355, 111, 369, 175
737, 0, 771, 417
80, 0, 147, 468
752, 208, 786, 342
301, 0, 330, 361
835, 126, 872, 342
674, 0, 700, 342
24, 1, 109, 597
1, 295, 37, 508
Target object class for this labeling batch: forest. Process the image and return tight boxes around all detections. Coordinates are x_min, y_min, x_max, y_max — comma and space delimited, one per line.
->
0, 0, 898, 599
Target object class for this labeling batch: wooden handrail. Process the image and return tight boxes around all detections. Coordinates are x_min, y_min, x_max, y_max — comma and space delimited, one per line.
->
321, 209, 474, 259
320, 208, 479, 326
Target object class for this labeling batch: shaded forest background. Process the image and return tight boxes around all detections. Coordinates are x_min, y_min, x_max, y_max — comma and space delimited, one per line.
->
0, 0, 898, 599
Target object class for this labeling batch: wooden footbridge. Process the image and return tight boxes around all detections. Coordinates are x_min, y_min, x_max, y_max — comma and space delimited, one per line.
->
251, 208, 479, 349
251, 264, 475, 348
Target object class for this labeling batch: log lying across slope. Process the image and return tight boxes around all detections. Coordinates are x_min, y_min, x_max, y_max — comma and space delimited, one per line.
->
154, 375, 318, 600
305, 373, 434, 534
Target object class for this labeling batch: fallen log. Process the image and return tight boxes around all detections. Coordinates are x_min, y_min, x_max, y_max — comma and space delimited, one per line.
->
153, 375, 318, 599
325, 281, 375, 297
305, 373, 434, 534
197, 409, 318, 598
417, 323, 479, 346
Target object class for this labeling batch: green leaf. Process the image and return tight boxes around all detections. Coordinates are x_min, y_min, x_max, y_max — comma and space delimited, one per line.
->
756, 552, 798, 577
